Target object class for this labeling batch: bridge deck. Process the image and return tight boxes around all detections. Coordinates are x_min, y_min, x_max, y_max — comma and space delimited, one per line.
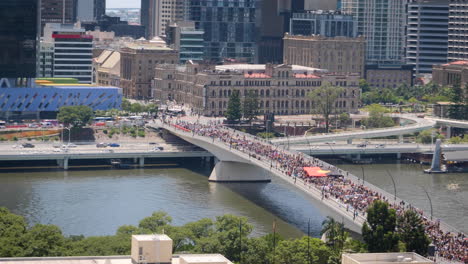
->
155, 120, 466, 263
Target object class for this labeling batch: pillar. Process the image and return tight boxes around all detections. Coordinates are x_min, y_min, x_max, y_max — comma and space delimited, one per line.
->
355, 153, 361, 160
63, 158, 69, 170
396, 153, 401, 159
446, 126, 452, 139
347, 138, 353, 144
398, 135, 404, 143
139, 157, 145, 168
209, 161, 271, 182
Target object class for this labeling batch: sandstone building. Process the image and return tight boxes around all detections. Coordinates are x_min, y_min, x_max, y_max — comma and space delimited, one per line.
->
283, 34, 366, 77
153, 63, 360, 116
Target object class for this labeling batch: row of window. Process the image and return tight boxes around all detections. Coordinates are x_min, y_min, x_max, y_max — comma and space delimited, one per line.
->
208, 99, 355, 109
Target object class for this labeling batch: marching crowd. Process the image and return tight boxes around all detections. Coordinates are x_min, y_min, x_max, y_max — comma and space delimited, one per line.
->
168, 120, 467, 263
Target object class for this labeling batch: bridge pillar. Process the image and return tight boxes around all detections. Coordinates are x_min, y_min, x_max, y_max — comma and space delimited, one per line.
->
396, 153, 401, 159
57, 158, 69, 170
446, 126, 452, 139
398, 135, 404, 143
209, 161, 271, 182
139, 157, 145, 168
347, 138, 353, 144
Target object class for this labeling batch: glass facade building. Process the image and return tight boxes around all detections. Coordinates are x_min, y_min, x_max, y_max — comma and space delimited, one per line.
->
183, 0, 261, 63
0, 0, 39, 78
290, 11, 357, 37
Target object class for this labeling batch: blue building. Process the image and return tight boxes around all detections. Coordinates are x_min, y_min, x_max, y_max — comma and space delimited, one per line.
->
183, 0, 261, 63
290, 10, 357, 37
0, 85, 122, 120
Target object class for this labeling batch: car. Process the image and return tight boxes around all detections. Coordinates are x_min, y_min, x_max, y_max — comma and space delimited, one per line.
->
149, 142, 158, 145
103, 149, 114, 153
53, 148, 62, 152
66, 143, 77, 148
376, 144, 385, 148
357, 144, 367, 148
22, 143, 35, 148
96, 142, 108, 148
109, 143, 120, 147
52, 143, 61, 148
325, 141, 336, 145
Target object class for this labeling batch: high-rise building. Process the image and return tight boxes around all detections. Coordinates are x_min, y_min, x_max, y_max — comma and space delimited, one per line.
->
341, 0, 408, 65
41, 23, 94, 84
0, 0, 39, 84
290, 10, 357, 37
184, 0, 261, 63
448, 0, 468, 61
303, 0, 339, 10
406, 0, 449, 75
166, 21, 204, 64
140, 0, 185, 39
76, 0, 106, 22
40, 0, 77, 34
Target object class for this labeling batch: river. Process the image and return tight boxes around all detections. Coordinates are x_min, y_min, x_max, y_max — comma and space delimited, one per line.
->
0, 160, 466, 238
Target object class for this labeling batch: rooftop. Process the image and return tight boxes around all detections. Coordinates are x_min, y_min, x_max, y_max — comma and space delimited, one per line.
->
444, 151, 468, 162
342, 253, 433, 264
133, 234, 172, 241
443, 60, 468, 66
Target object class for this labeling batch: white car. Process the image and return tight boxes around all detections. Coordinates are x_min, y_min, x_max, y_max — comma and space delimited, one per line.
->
66, 143, 77, 148
53, 148, 62, 152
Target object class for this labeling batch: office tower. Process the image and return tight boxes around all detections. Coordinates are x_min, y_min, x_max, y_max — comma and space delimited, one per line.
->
0, 0, 39, 84
41, 0, 77, 34
290, 10, 356, 37
342, 0, 408, 65
406, 0, 449, 75
184, 0, 261, 63
166, 21, 204, 64
448, 0, 468, 61
76, 0, 106, 22
41, 23, 93, 84
303, 0, 339, 10
140, 0, 185, 39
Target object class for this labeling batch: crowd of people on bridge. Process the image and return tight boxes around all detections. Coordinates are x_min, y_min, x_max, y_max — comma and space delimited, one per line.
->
165, 119, 467, 263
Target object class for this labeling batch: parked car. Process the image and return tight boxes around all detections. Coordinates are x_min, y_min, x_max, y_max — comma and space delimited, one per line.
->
109, 143, 120, 147
96, 142, 107, 148
22, 143, 35, 148
149, 142, 158, 145
376, 144, 385, 148
357, 144, 367, 148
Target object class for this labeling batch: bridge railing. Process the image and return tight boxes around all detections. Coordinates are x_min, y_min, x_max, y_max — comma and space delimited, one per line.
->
160, 121, 463, 236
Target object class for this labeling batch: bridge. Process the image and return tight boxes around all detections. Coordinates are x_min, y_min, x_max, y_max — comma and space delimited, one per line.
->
272, 115, 468, 145
290, 143, 468, 156
0, 142, 212, 170
152, 120, 466, 263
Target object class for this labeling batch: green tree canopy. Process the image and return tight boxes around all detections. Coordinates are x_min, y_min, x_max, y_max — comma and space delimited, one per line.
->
362, 104, 395, 128
225, 90, 242, 122
362, 201, 400, 253
22, 224, 65, 257
308, 84, 345, 133
57, 105, 94, 128
0, 207, 28, 257
138, 211, 173, 233
397, 209, 430, 256
243, 90, 259, 122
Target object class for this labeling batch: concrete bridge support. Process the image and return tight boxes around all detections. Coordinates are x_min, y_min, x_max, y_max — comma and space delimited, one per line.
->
446, 126, 452, 139
209, 161, 271, 182
57, 158, 69, 170
347, 138, 353, 144
139, 157, 145, 168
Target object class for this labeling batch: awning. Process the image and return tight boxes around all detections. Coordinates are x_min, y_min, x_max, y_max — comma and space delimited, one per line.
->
303, 167, 330, 177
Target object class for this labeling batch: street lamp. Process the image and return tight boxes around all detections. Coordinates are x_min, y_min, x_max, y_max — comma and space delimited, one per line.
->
61, 127, 71, 144
386, 169, 397, 204
422, 187, 433, 220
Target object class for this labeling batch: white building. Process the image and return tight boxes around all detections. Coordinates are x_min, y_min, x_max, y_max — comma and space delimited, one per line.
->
341, 0, 408, 65
41, 23, 94, 83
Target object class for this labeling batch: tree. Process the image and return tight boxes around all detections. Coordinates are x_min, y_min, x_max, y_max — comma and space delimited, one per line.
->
22, 224, 65, 257
0, 207, 28, 257
362, 201, 400, 253
397, 209, 430, 256
308, 84, 345, 133
243, 90, 259, 122
57, 105, 94, 128
321, 216, 346, 253
225, 90, 242, 122
339, 113, 351, 127
359, 79, 371, 93
122, 98, 132, 112
274, 236, 332, 264
138, 211, 172, 233
362, 104, 395, 128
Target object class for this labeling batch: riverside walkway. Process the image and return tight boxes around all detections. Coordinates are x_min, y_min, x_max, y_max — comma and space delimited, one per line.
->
155, 119, 467, 263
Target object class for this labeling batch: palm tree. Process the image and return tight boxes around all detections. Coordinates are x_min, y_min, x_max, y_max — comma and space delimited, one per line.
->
321, 216, 346, 252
